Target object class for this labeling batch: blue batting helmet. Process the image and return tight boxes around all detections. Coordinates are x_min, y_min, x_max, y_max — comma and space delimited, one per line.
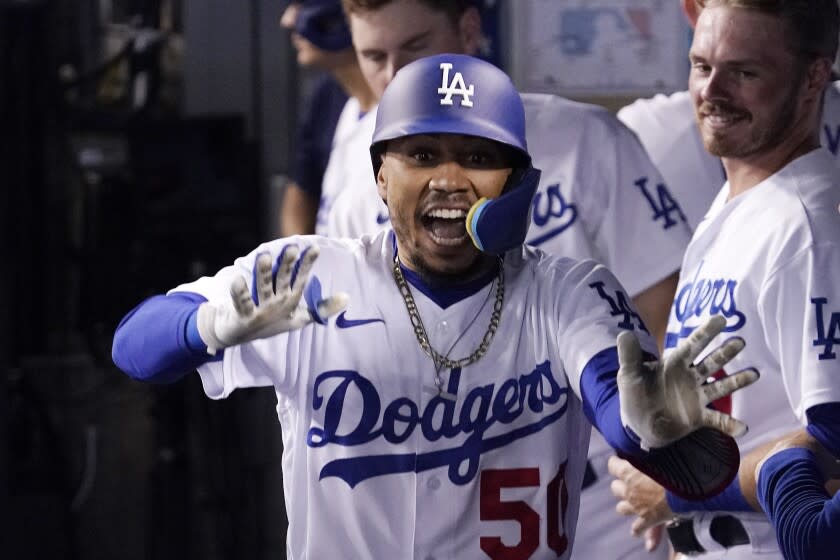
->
370, 53, 540, 255
294, 0, 353, 52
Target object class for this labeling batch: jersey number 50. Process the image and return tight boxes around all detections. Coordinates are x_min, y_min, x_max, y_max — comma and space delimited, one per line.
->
480, 463, 569, 559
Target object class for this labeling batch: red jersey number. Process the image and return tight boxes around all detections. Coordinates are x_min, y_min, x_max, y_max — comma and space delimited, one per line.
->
479, 463, 569, 559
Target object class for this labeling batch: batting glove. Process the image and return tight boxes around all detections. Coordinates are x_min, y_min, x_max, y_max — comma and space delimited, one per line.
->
617, 315, 759, 450
196, 245, 348, 354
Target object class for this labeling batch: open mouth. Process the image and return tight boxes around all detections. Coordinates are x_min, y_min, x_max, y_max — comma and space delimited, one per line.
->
421, 207, 469, 246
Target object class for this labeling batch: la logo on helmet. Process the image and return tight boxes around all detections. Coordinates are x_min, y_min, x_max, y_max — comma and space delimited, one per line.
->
438, 63, 474, 107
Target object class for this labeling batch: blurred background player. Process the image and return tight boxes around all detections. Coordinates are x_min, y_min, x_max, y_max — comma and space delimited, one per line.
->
326, 1, 693, 558
617, 0, 840, 232
278, 0, 375, 236
608, 1, 840, 557
111, 53, 757, 560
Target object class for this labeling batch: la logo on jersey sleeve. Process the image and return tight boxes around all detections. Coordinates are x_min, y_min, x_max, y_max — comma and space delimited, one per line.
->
438, 62, 475, 107
589, 281, 648, 333
812, 297, 840, 360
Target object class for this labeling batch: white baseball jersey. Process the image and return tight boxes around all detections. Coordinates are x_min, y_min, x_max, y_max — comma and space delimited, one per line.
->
664, 148, 840, 558
617, 81, 840, 232
323, 92, 691, 560
171, 229, 658, 560
315, 97, 378, 236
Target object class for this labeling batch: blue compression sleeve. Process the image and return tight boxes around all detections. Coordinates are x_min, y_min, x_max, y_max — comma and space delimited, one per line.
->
666, 475, 753, 513
807, 403, 840, 458
579, 347, 646, 458
757, 448, 840, 560
111, 292, 221, 383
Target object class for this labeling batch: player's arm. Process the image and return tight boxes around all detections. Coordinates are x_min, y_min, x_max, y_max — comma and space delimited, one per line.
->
563, 263, 757, 500
607, 419, 840, 539
112, 246, 347, 383
754, 429, 840, 560
112, 291, 220, 383
280, 181, 319, 236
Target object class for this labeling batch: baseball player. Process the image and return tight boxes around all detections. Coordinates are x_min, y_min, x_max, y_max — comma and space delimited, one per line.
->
617, 0, 840, 233
279, 0, 376, 236
607, 1, 840, 558
322, 1, 693, 557
112, 54, 757, 560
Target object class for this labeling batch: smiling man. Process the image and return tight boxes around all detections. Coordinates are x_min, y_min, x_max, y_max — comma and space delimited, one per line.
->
607, 2, 840, 558
111, 54, 757, 559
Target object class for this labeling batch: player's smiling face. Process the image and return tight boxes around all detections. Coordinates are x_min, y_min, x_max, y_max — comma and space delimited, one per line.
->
348, 0, 481, 99
688, 5, 815, 161
377, 133, 513, 278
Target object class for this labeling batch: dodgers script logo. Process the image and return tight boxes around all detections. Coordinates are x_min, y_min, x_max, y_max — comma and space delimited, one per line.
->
666, 262, 746, 348
306, 363, 569, 487
438, 62, 474, 107
812, 297, 840, 360
528, 183, 578, 246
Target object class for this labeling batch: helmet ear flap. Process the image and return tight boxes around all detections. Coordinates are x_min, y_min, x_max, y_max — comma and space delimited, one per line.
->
466, 166, 541, 255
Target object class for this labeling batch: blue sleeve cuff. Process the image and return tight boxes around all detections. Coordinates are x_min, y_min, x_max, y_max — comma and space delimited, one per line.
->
806, 403, 840, 458
579, 347, 648, 458
185, 307, 208, 352
666, 474, 753, 513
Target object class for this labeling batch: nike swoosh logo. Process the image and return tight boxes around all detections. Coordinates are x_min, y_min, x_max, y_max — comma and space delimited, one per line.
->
336, 311, 385, 329
376, 212, 390, 225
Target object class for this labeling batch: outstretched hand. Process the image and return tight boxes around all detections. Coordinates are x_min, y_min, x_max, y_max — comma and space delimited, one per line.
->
617, 315, 759, 449
197, 245, 348, 354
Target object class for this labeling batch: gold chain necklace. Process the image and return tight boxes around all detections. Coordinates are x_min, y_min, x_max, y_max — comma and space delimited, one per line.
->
392, 255, 504, 373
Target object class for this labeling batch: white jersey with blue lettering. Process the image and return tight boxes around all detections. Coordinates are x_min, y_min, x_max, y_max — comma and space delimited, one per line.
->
170, 229, 657, 560
324, 92, 691, 560
315, 98, 378, 236
617, 81, 840, 232
664, 148, 840, 558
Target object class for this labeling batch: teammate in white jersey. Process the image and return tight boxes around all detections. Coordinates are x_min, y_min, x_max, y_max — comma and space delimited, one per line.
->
607, 2, 840, 558
328, 2, 693, 558
617, 0, 840, 233
278, 0, 376, 237
111, 54, 757, 560
317, 0, 483, 236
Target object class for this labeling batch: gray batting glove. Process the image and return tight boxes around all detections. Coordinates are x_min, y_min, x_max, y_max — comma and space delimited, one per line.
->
617, 315, 759, 450
196, 245, 348, 354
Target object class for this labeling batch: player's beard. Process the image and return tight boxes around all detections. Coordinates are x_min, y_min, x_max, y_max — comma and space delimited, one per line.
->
411, 250, 496, 287
699, 77, 802, 159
